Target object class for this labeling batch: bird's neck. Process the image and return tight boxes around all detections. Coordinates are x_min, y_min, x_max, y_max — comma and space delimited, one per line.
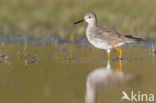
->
87, 22, 97, 33
87, 22, 97, 28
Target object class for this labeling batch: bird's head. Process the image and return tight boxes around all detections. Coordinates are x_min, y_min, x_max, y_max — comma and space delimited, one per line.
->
74, 11, 97, 25
84, 12, 97, 24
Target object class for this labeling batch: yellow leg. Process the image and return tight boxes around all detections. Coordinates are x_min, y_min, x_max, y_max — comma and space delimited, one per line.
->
112, 45, 122, 59
108, 52, 110, 60
107, 49, 111, 60
119, 59, 122, 70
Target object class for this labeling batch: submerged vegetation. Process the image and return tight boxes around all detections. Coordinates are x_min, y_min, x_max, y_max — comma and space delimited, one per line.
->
0, 0, 155, 41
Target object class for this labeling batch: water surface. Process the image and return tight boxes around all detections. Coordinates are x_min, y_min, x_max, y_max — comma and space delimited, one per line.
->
0, 43, 156, 103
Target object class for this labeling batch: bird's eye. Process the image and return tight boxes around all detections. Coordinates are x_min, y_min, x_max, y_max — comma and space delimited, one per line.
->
89, 16, 91, 18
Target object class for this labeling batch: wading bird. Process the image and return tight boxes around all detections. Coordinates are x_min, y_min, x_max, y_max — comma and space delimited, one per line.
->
74, 11, 143, 59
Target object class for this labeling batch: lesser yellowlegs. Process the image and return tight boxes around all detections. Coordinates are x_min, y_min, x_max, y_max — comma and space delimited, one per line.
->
74, 11, 143, 59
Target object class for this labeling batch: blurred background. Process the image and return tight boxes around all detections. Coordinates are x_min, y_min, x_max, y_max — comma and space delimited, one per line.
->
0, 0, 155, 43
0, 1, 156, 103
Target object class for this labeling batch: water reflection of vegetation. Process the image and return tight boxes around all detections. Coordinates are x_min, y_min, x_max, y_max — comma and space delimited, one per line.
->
0, 43, 155, 67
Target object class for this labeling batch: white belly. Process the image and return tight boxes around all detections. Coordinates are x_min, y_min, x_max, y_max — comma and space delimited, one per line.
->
86, 34, 112, 50
91, 40, 112, 49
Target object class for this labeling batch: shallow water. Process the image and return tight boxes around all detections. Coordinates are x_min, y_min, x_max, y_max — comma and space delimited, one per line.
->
0, 43, 156, 103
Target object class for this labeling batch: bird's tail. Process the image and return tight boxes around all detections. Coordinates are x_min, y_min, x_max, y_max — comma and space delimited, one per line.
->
125, 35, 145, 42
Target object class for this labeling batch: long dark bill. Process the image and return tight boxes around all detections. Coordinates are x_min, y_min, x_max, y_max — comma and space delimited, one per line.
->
73, 19, 84, 24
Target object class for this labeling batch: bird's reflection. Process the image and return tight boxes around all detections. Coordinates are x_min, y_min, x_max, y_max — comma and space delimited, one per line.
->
85, 60, 134, 103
